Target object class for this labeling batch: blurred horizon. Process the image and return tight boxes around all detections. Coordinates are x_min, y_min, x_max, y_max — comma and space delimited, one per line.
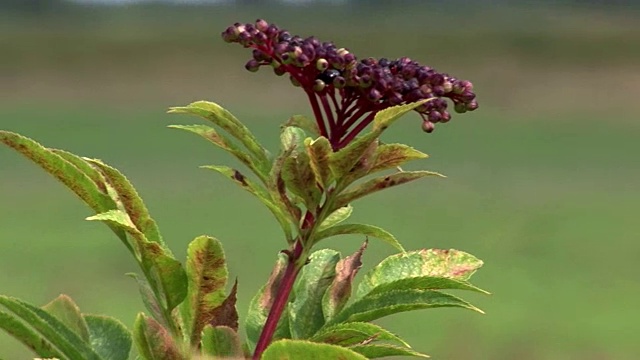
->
1, 2, 639, 359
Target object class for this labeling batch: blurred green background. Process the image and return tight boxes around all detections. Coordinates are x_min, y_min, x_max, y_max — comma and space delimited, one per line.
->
1, 1, 639, 359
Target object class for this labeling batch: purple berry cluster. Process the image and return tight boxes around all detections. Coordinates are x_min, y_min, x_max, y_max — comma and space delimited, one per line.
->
222, 19, 478, 149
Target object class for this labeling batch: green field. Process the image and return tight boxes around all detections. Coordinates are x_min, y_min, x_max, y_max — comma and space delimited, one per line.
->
1, 4, 639, 359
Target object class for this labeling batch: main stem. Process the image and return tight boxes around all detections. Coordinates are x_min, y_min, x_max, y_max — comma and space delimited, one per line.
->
252, 240, 304, 359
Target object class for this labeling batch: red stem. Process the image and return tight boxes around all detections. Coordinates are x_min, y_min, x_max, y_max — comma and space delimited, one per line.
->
337, 112, 376, 149
253, 240, 304, 359
306, 91, 328, 138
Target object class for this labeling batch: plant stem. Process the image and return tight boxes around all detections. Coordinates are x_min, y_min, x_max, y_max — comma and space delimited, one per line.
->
252, 240, 304, 359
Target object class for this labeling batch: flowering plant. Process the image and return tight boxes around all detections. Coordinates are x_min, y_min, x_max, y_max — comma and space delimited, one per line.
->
0, 19, 486, 360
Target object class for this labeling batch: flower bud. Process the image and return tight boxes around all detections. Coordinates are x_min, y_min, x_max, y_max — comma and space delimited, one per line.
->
422, 120, 435, 133
367, 88, 382, 102
245, 59, 260, 72
333, 76, 346, 88
313, 79, 326, 92
454, 102, 467, 114
255, 19, 269, 32
316, 58, 329, 71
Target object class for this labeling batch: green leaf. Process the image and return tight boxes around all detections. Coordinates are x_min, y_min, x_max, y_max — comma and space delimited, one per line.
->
168, 101, 270, 172
168, 124, 268, 183
328, 132, 378, 181
305, 137, 333, 189
281, 151, 322, 210
364, 277, 489, 299
334, 171, 444, 210
321, 242, 367, 321
317, 205, 353, 232
245, 253, 291, 349
41, 295, 90, 342
86, 209, 146, 258
84, 315, 132, 360
86, 158, 165, 249
283, 114, 320, 136
133, 313, 183, 360
268, 147, 302, 228
202, 165, 293, 241
181, 235, 228, 346
279, 126, 307, 153
369, 143, 428, 173
356, 249, 485, 300
289, 250, 340, 339
310, 322, 408, 347
350, 344, 429, 358
0, 296, 102, 360
140, 242, 188, 313
0, 131, 116, 214
127, 274, 165, 327
372, 99, 432, 132
200, 325, 243, 358
262, 339, 367, 360
0, 310, 61, 358
326, 289, 483, 326
313, 223, 404, 252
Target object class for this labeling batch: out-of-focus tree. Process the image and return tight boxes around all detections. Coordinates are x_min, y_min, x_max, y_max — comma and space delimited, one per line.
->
0, 0, 66, 14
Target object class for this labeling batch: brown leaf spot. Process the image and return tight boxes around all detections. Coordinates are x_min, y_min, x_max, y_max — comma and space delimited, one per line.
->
232, 169, 247, 186
208, 280, 239, 331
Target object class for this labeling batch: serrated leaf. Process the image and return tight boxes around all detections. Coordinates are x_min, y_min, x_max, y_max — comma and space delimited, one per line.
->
279, 126, 307, 153
84, 315, 132, 360
356, 249, 485, 300
281, 151, 322, 210
168, 101, 270, 172
202, 165, 293, 241
0, 310, 61, 358
350, 344, 429, 358
310, 322, 408, 347
0, 131, 116, 214
334, 171, 444, 210
133, 313, 183, 360
322, 241, 367, 321
283, 114, 320, 136
245, 253, 291, 349
329, 132, 378, 181
372, 99, 432, 132
181, 236, 228, 346
42, 295, 90, 342
369, 143, 428, 173
86, 209, 146, 259
317, 205, 353, 232
289, 250, 340, 339
268, 147, 302, 228
262, 339, 367, 360
169, 124, 268, 183
86, 159, 165, 249
0, 296, 102, 360
313, 223, 404, 252
141, 241, 188, 313
364, 277, 489, 300
326, 289, 483, 326
305, 137, 333, 189
200, 325, 243, 358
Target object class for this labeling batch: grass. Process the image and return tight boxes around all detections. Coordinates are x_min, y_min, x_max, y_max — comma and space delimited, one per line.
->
1, 4, 640, 359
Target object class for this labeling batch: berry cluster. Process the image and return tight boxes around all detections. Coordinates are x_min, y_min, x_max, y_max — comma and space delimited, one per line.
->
222, 19, 478, 149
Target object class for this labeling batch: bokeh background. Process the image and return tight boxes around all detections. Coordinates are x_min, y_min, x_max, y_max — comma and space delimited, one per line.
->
1, 1, 639, 359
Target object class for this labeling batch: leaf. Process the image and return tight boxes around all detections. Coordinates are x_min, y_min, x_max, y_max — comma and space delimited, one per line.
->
140, 242, 188, 313
326, 289, 483, 326
0, 310, 61, 358
127, 274, 165, 327
313, 223, 404, 252
369, 143, 428, 173
334, 171, 444, 210
283, 114, 320, 136
84, 315, 132, 360
202, 165, 293, 240
245, 253, 290, 349
41, 295, 90, 342
364, 277, 489, 299
0, 131, 116, 214
133, 313, 183, 360
317, 205, 353, 232
268, 147, 302, 227
305, 137, 333, 189
262, 339, 367, 360
181, 236, 228, 346
288, 250, 340, 339
356, 249, 485, 300
86, 209, 146, 259
200, 325, 243, 358
322, 242, 367, 321
207, 280, 239, 331
168, 101, 270, 172
86, 158, 165, 249
310, 322, 408, 347
328, 132, 378, 181
281, 151, 322, 210
169, 124, 268, 183
279, 126, 307, 154
372, 99, 432, 132
0, 296, 102, 360
350, 344, 429, 358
